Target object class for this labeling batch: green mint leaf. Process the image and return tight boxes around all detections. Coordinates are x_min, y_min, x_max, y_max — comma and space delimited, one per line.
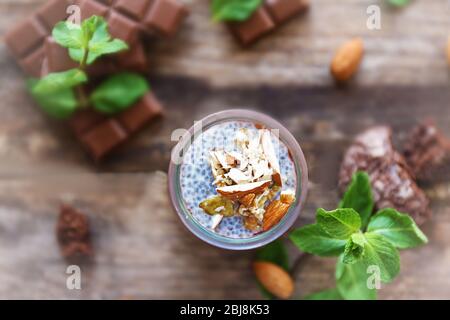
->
52, 21, 83, 49
303, 288, 343, 300
366, 208, 428, 249
256, 240, 289, 271
90, 73, 149, 114
30, 69, 87, 94
289, 224, 347, 257
360, 233, 400, 283
255, 240, 289, 300
339, 171, 374, 229
67, 16, 129, 65
343, 233, 366, 264
28, 79, 78, 119
317, 208, 361, 240
211, 0, 262, 22
388, 0, 410, 7
336, 256, 377, 300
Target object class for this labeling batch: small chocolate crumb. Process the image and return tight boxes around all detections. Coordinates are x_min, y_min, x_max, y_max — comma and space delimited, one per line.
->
403, 119, 450, 180
57, 205, 93, 262
339, 126, 431, 225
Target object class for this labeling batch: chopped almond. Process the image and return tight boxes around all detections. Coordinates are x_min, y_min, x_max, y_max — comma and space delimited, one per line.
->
263, 200, 291, 231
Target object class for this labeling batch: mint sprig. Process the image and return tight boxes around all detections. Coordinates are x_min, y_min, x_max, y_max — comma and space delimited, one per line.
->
288, 171, 427, 300
29, 16, 147, 120
211, 0, 262, 22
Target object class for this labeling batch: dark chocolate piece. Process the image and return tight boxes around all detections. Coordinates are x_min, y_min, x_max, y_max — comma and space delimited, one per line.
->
265, 0, 309, 24
57, 204, 93, 261
403, 120, 450, 180
229, 7, 275, 46
69, 109, 106, 136
44, 37, 78, 73
80, 119, 128, 161
20, 47, 46, 78
228, 0, 309, 46
117, 92, 163, 132
143, 0, 190, 37
339, 126, 431, 225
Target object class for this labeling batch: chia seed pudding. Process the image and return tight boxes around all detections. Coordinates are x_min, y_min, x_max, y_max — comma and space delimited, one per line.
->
179, 120, 297, 239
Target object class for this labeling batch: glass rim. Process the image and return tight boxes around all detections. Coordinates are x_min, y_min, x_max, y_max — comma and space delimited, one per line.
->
168, 109, 309, 250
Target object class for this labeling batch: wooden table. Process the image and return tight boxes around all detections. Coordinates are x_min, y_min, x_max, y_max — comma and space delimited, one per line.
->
0, 0, 449, 299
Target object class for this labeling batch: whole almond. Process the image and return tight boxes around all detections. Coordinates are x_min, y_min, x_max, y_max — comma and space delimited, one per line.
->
331, 38, 364, 82
253, 262, 294, 299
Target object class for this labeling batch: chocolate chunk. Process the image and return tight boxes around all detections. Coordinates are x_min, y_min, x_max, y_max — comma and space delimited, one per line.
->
19, 47, 45, 78
339, 126, 431, 225
4, 18, 47, 58
115, 42, 149, 73
57, 205, 93, 261
69, 109, 106, 136
37, 0, 73, 31
229, 7, 275, 46
108, 10, 140, 43
403, 120, 450, 180
78, 0, 109, 20
114, 0, 151, 20
44, 37, 78, 73
117, 92, 163, 132
144, 0, 189, 37
265, 0, 309, 24
80, 119, 128, 161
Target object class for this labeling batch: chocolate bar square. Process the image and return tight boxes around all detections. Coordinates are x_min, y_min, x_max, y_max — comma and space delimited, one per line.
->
229, 8, 275, 46
144, 0, 189, 37
4, 18, 48, 58
81, 119, 128, 160
265, 0, 309, 24
19, 47, 45, 78
69, 109, 106, 136
79, 0, 109, 20
108, 10, 140, 43
45, 37, 78, 73
117, 92, 163, 132
37, 0, 73, 31
115, 42, 149, 73
114, 0, 152, 20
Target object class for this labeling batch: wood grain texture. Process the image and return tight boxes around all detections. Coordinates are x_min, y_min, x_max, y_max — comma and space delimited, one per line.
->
0, 0, 449, 299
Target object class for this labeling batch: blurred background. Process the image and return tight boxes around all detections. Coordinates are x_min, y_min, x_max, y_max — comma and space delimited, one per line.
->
0, 0, 449, 299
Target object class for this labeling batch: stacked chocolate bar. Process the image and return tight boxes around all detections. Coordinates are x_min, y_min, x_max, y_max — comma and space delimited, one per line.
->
229, 0, 309, 45
4, 0, 189, 161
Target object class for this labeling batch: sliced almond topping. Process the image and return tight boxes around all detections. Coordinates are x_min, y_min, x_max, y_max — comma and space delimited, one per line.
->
262, 200, 291, 232
280, 190, 296, 205
239, 193, 256, 208
210, 215, 223, 230
261, 130, 282, 186
227, 168, 252, 184
217, 180, 271, 201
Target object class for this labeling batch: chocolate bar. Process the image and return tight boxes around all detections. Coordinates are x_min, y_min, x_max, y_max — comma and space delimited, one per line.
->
57, 204, 93, 261
229, 0, 309, 46
403, 120, 450, 180
339, 126, 431, 225
69, 92, 163, 161
4, 0, 189, 77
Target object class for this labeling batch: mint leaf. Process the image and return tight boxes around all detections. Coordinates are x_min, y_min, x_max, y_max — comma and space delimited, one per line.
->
343, 233, 366, 264
256, 240, 289, 271
367, 209, 428, 249
31, 69, 87, 94
52, 21, 83, 49
290, 224, 346, 256
336, 257, 377, 300
317, 208, 361, 240
67, 16, 128, 65
388, 0, 410, 7
361, 233, 400, 283
339, 172, 374, 229
211, 0, 262, 22
303, 288, 343, 300
90, 73, 149, 114
28, 79, 78, 119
